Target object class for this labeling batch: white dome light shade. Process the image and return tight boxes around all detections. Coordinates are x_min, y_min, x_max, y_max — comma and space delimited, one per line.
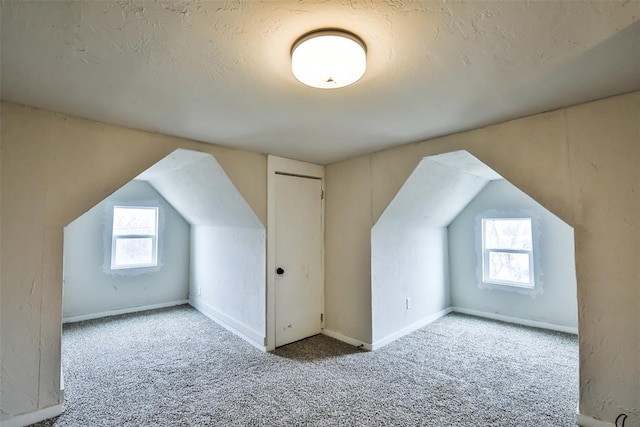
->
291, 31, 366, 89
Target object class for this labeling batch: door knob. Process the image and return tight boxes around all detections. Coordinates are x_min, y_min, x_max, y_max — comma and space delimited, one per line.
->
276, 267, 285, 275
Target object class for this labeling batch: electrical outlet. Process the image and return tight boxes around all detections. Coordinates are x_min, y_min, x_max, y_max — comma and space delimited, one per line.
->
198, 286, 202, 296
406, 298, 411, 310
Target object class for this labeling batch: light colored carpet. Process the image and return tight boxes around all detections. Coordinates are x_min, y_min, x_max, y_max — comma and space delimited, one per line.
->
33, 305, 578, 426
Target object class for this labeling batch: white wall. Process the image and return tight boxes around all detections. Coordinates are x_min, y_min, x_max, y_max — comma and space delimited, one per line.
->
448, 180, 578, 329
190, 226, 266, 346
372, 226, 449, 343
370, 153, 490, 346
63, 180, 190, 319
140, 150, 267, 349
144, 152, 262, 228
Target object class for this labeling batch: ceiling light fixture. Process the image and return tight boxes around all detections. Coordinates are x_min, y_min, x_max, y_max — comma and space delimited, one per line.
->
291, 29, 367, 89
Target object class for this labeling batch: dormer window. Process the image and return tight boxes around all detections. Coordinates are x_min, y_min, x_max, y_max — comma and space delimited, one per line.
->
111, 206, 159, 270
481, 217, 534, 288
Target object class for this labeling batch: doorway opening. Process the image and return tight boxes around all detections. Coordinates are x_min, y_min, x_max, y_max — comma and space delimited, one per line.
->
370, 149, 579, 419
371, 150, 578, 346
61, 149, 267, 399
63, 149, 266, 344
61, 149, 266, 404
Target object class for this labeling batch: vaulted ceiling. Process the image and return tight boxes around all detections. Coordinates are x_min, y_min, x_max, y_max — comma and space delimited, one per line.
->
136, 149, 263, 228
375, 151, 501, 229
1, 1, 639, 164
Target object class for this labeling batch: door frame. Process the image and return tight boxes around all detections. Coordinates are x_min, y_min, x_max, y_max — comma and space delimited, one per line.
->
266, 155, 325, 351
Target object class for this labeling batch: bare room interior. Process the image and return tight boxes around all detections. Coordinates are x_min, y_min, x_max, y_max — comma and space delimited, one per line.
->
1, 1, 638, 427
62, 149, 266, 348
370, 151, 578, 348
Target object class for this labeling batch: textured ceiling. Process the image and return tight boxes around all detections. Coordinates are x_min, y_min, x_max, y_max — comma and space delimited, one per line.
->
1, 1, 639, 164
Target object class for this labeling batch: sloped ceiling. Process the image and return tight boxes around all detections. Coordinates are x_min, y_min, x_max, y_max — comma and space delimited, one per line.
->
375, 151, 502, 229
1, 1, 639, 164
136, 149, 263, 229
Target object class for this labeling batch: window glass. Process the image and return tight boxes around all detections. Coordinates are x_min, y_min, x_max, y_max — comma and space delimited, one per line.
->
487, 251, 531, 285
114, 237, 154, 266
111, 206, 158, 269
483, 218, 532, 250
113, 207, 157, 236
482, 218, 534, 288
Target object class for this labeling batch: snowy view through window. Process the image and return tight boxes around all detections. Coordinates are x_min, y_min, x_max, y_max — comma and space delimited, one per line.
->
482, 218, 533, 287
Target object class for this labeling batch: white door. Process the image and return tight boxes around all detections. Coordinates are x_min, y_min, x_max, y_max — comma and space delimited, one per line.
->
274, 173, 323, 347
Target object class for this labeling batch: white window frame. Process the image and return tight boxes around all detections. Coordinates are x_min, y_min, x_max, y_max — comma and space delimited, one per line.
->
110, 205, 159, 270
481, 217, 535, 289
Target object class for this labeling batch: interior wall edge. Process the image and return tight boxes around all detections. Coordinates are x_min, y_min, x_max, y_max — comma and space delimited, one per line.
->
0, 403, 63, 427
451, 307, 578, 335
324, 154, 374, 344
576, 413, 616, 427
371, 307, 453, 350
189, 298, 266, 352
321, 329, 372, 351
62, 300, 189, 324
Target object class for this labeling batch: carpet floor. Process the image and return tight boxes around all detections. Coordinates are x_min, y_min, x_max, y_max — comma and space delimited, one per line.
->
33, 305, 578, 426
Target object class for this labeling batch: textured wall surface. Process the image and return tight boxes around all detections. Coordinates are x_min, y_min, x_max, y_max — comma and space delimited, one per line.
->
325, 91, 639, 424
448, 179, 578, 329
0, 102, 267, 420
1, 92, 639, 425
324, 155, 373, 343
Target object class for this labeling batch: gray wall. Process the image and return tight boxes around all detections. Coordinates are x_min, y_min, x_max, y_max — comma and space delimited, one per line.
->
63, 180, 190, 319
448, 180, 578, 329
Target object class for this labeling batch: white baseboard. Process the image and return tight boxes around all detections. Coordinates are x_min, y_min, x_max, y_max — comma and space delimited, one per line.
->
370, 307, 453, 350
60, 366, 65, 402
323, 306, 575, 352
1, 403, 63, 427
189, 298, 266, 352
324, 308, 453, 351
322, 329, 372, 350
451, 307, 579, 334
577, 413, 615, 427
63, 300, 189, 323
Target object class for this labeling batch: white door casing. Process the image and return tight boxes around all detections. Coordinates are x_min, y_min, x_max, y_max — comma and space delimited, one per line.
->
274, 173, 322, 346
267, 156, 324, 350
